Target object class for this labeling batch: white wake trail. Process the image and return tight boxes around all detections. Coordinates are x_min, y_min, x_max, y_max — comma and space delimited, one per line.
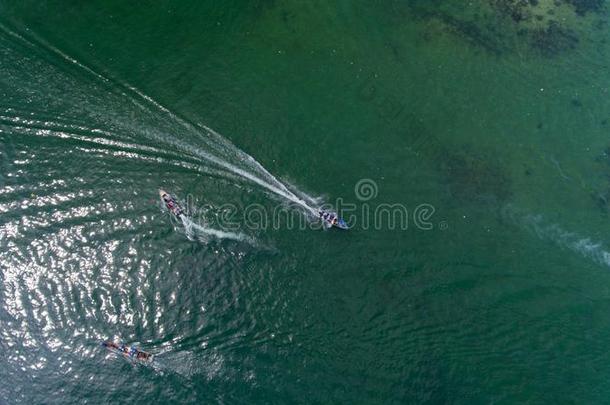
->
121, 87, 320, 215
0, 23, 322, 218
180, 215, 257, 246
502, 205, 610, 268
122, 86, 321, 216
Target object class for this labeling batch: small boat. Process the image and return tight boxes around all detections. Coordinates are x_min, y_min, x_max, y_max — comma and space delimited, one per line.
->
102, 340, 153, 363
319, 210, 349, 230
159, 189, 184, 217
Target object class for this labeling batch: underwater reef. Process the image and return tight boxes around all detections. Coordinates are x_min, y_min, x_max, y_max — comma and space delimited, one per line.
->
527, 20, 579, 56
565, 0, 605, 15
399, 0, 606, 57
439, 147, 513, 205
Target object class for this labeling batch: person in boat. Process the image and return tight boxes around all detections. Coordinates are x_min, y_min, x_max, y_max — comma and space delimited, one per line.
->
118, 344, 135, 358
162, 193, 183, 216
319, 211, 338, 225
162, 194, 172, 206
104, 341, 151, 361
136, 351, 151, 361
102, 341, 119, 350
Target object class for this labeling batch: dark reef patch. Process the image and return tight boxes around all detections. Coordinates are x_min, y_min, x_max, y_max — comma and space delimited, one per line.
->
529, 21, 579, 56
492, 0, 532, 23
397, 0, 605, 58
439, 147, 512, 204
404, 1, 508, 56
435, 13, 507, 56
565, 0, 605, 15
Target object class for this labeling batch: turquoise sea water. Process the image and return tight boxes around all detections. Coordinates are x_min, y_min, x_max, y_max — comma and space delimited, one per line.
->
3, 1, 610, 403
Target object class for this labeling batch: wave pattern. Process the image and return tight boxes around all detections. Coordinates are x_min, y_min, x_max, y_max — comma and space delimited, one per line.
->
0, 20, 317, 404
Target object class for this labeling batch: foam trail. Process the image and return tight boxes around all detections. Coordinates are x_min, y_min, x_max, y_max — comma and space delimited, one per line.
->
502, 205, 610, 268
199, 124, 319, 206
1, 119, 234, 179
123, 82, 320, 215
120, 89, 319, 215
0, 22, 110, 85
180, 216, 257, 246
0, 22, 323, 217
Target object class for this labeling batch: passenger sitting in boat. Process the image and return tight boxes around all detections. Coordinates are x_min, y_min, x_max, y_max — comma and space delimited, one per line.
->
102, 341, 119, 350
137, 351, 150, 361
319, 211, 336, 223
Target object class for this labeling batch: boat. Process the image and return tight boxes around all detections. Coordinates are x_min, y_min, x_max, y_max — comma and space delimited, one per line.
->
102, 340, 154, 363
319, 210, 349, 230
159, 189, 184, 217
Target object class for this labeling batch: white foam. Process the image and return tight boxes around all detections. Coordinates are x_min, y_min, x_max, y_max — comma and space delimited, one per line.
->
180, 215, 256, 245
0, 23, 322, 219
502, 205, 610, 268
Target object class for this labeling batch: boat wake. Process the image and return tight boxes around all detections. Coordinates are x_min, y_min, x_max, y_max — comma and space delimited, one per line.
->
180, 215, 258, 246
0, 22, 322, 222
502, 205, 610, 268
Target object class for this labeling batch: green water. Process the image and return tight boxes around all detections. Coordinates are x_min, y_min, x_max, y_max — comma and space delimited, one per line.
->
2, 0, 610, 403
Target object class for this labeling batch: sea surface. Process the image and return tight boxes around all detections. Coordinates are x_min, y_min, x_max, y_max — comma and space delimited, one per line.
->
2, 1, 610, 403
